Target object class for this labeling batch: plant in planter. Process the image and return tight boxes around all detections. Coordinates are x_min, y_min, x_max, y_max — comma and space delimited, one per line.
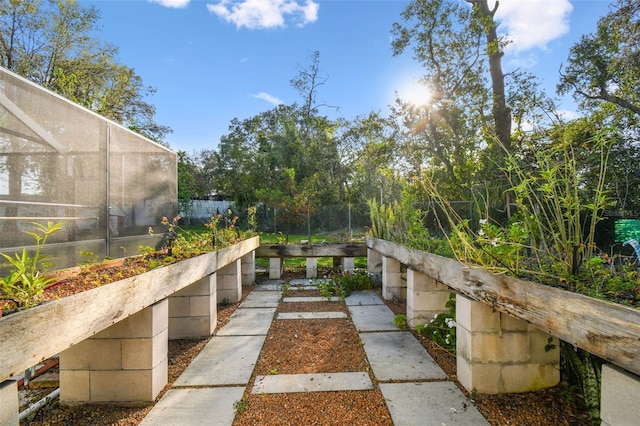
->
0, 221, 65, 311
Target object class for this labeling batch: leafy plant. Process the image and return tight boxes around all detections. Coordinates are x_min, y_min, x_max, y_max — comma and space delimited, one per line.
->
394, 314, 407, 330
0, 222, 65, 309
322, 269, 375, 300
417, 294, 457, 353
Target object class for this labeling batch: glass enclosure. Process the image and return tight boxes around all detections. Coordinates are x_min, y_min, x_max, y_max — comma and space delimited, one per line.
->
0, 67, 177, 272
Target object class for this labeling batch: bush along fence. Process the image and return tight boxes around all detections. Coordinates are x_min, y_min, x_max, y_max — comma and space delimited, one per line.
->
366, 236, 640, 426
0, 236, 258, 426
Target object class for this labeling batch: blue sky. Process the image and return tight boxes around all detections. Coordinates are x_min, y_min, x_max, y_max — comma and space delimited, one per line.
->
84, 0, 613, 153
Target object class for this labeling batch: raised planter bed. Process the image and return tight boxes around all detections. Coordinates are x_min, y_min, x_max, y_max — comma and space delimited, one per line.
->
0, 236, 259, 383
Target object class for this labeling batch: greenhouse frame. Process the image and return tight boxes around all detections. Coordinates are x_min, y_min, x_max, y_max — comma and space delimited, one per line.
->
0, 67, 177, 272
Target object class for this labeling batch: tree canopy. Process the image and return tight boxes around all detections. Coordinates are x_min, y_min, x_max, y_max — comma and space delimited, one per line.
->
0, 0, 170, 142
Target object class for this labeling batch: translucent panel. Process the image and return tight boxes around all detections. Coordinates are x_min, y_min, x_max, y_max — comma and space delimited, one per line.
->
0, 67, 176, 273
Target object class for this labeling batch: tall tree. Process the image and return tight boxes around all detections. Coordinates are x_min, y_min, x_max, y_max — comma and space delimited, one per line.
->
0, 0, 170, 142
559, 0, 640, 117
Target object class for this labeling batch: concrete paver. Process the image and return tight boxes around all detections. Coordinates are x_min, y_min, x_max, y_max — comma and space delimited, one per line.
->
345, 290, 384, 306
360, 331, 447, 381
253, 279, 285, 291
380, 382, 490, 425
143, 282, 489, 425
348, 304, 398, 331
277, 312, 347, 320
173, 335, 266, 386
252, 372, 373, 394
140, 387, 245, 426
240, 291, 281, 308
215, 307, 276, 336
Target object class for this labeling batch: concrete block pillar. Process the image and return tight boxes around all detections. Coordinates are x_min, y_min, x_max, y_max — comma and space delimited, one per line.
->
241, 251, 255, 286
306, 258, 317, 278
367, 248, 382, 284
342, 257, 355, 273
217, 259, 242, 303
406, 269, 452, 327
169, 274, 217, 339
601, 364, 640, 426
0, 380, 18, 426
456, 295, 559, 394
59, 300, 169, 404
382, 256, 405, 301
269, 258, 283, 279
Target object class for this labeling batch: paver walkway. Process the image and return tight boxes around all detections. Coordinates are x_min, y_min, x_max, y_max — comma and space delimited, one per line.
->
141, 279, 489, 425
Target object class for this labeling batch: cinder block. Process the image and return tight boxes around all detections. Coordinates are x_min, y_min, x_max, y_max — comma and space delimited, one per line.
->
456, 295, 500, 332
174, 275, 213, 297
502, 363, 559, 393
601, 364, 640, 426
306, 258, 317, 278
469, 332, 530, 364
342, 257, 355, 272
241, 252, 255, 286
457, 361, 502, 394
190, 295, 214, 316
500, 312, 530, 332
0, 380, 18, 426
410, 291, 451, 312
59, 370, 90, 402
122, 328, 168, 370
382, 256, 401, 274
94, 300, 168, 338
61, 339, 122, 370
168, 296, 190, 317
529, 332, 560, 364
269, 258, 283, 279
90, 370, 154, 402
169, 317, 214, 339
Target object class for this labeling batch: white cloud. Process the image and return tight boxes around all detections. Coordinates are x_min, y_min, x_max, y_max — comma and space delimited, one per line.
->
207, 0, 319, 29
493, 0, 573, 52
149, 0, 190, 8
252, 92, 284, 106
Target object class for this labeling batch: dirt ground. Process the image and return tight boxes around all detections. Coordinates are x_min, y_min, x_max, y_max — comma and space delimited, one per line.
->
19, 269, 592, 425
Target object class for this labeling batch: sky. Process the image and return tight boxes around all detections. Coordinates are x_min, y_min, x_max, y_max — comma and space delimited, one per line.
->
83, 0, 614, 153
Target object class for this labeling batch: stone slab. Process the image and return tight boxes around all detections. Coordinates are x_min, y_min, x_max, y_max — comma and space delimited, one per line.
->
254, 280, 284, 291
173, 335, 266, 386
360, 332, 447, 381
291, 278, 331, 287
283, 296, 341, 303
240, 291, 281, 308
345, 290, 384, 306
277, 312, 347, 320
348, 304, 397, 332
380, 382, 489, 425
216, 307, 276, 336
252, 372, 373, 394
140, 387, 245, 426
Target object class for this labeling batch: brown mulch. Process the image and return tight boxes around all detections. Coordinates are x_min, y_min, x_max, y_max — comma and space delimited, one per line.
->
19, 270, 592, 425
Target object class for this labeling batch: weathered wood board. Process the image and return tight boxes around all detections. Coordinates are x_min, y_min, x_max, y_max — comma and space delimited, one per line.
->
366, 236, 640, 377
255, 243, 367, 258
0, 236, 259, 382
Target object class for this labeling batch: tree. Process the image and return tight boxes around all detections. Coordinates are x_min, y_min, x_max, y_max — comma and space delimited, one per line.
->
559, 0, 640, 117
0, 0, 170, 142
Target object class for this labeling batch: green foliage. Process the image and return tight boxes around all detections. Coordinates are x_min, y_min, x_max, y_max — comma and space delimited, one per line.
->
149, 207, 257, 257
317, 269, 374, 300
394, 314, 407, 330
0, 222, 65, 309
418, 294, 457, 353
561, 343, 602, 424
0, 0, 170, 142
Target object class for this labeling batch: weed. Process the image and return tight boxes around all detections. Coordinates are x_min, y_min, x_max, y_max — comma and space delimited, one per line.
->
0, 222, 65, 309
394, 314, 407, 330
